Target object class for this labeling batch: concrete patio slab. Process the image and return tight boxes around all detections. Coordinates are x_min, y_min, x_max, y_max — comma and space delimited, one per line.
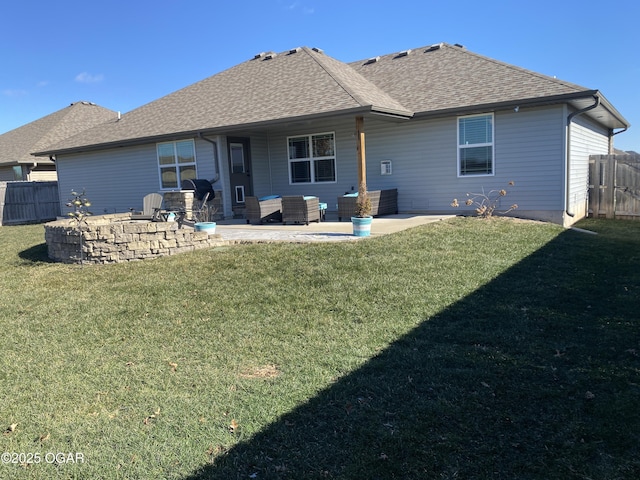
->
214, 214, 455, 243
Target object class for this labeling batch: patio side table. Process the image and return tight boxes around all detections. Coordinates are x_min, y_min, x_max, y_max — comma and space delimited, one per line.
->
318, 202, 327, 221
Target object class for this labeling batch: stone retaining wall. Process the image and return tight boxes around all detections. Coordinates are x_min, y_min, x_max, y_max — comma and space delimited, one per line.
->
44, 213, 226, 264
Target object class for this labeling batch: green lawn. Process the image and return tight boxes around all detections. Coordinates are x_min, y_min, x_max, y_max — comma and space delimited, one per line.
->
0, 217, 638, 479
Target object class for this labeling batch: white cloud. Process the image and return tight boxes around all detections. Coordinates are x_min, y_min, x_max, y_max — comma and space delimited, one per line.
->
37, 80, 49, 88
283, 1, 314, 13
75, 72, 104, 84
2, 89, 28, 97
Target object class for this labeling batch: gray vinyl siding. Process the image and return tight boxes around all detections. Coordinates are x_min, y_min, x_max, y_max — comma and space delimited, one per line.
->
493, 106, 566, 213
246, 133, 271, 196
56, 144, 159, 215
568, 114, 609, 218
363, 106, 565, 215
0, 167, 16, 182
56, 138, 223, 215
194, 137, 220, 181
364, 117, 453, 212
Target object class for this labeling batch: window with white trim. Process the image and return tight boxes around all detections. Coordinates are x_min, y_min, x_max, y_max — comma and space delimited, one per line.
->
157, 140, 197, 189
458, 114, 494, 176
288, 132, 336, 184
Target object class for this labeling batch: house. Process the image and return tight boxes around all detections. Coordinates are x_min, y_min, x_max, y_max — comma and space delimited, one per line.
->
0, 101, 117, 181
34, 43, 629, 226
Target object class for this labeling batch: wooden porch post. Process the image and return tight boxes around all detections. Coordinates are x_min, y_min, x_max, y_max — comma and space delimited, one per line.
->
356, 116, 367, 193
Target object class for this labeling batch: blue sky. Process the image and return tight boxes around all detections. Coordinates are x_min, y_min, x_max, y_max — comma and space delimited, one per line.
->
2, 0, 639, 151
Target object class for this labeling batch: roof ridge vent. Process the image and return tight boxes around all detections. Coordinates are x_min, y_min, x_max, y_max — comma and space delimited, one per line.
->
364, 56, 380, 65
311, 47, 324, 54
424, 43, 443, 52
253, 52, 267, 60
395, 49, 412, 58
454, 43, 465, 49
263, 52, 277, 60
288, 47, 301, 54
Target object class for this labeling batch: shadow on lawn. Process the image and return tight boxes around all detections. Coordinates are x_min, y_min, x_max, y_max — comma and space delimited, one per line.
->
18, 242, 54, 263
185, 227, 640, 479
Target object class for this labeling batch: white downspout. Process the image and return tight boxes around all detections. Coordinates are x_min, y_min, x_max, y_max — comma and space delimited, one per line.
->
565, 95, 600, 218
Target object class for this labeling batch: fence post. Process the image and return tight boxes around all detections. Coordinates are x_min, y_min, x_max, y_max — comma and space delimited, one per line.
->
606, 155, 617, 219
0, 182, 6, 224
589, 157, 599, 218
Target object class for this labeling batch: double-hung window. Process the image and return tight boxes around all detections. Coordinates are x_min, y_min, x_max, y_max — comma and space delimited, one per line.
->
288, 132, 336, 184
458, 114, 494, 176
157, 140, 197, 189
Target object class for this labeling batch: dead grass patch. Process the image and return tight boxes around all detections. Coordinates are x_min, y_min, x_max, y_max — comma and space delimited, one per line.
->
239, 364, 280, 379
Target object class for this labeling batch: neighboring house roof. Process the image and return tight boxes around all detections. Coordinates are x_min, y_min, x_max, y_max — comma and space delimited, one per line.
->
0, 101, 117, 166
35, 43, 629, 156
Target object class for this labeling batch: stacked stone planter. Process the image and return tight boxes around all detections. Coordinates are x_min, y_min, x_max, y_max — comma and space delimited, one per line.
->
44, 213, 227, 264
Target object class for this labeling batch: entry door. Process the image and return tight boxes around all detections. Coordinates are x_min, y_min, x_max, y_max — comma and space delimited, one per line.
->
228, 137, 253, 208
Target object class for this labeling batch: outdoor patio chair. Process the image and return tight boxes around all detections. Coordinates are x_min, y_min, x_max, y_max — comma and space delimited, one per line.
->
337, 188, 398, 221
191, 191, 214, 223
281, 196, 320, 225
245, 196, 282, 224
131, 193, 164, 221
181, 179, 217, 223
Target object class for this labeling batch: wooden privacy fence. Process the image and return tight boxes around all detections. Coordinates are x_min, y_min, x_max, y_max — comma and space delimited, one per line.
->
589, 154, 640, 220
0, 181, 60, 225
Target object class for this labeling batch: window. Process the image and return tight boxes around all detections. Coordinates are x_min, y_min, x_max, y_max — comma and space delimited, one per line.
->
157, 140, 197, 189
12, 166, 23, 180
230, 143, 245, 173
288, 132, 336, 184
458, 114, 494, 176
235, 185, 245, 204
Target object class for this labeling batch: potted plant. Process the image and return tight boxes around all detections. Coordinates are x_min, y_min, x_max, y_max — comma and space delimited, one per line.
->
193, 203, 218, 234
351, 182, 373, 237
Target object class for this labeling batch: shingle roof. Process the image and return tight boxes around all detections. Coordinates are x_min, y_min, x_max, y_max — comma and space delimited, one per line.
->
36, 43, 628, 155
350, 43, 589, 114
39, 47, 412, 154
0, 102, 117, 165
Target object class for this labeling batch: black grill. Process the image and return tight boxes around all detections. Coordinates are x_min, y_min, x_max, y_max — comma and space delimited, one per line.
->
181, 179, 215, 202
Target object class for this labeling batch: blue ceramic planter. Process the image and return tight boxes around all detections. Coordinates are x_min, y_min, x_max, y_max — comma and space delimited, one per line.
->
194, 222, 217, 234
351, 216, 372, 237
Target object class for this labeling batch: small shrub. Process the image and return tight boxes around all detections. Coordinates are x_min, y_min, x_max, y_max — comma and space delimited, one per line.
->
451, 181, 518, 219
193, 203, 218, 223
354, 182, 372, 218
